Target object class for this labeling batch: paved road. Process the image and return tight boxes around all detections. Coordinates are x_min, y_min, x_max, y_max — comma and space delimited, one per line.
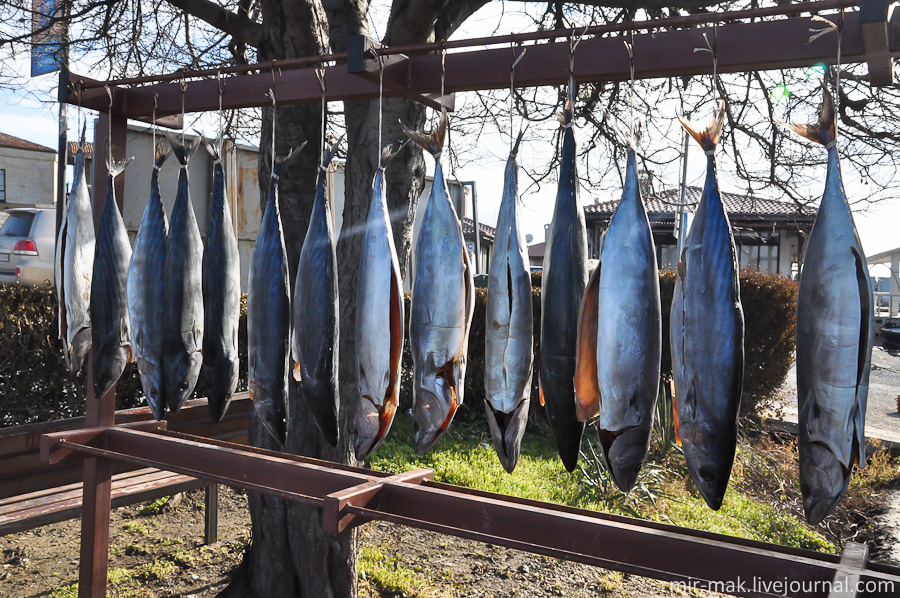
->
777, 345, 900, 444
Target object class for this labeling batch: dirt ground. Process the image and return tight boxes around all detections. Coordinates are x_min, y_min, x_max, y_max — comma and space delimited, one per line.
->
0, 486, 733, 598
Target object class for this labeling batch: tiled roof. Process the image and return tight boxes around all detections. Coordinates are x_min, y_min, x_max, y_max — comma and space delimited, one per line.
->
0, 132, 55, 154
462, 217, 496, 240
584, 186, 816, 221
67, 141, 94, 159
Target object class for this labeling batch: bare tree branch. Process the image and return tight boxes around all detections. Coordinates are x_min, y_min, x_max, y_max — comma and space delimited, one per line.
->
165, 0, 265, 47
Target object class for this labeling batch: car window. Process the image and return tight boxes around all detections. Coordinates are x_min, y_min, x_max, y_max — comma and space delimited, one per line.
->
1, 213, 35, 237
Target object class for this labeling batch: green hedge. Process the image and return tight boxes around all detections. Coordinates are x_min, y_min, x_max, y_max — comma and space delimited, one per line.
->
1, 270, 795, 427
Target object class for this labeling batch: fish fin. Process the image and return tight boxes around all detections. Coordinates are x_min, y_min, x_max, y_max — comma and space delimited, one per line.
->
164, 132, 202, 166
601, 105, 641, 151
292, 362, 303, 382
574, 262, 601, 421
385, 253, 404, 419
677, 100, 725, 153
154, 140, 172, 169
434, 359, 460, 430
321, 136, 343, 171
776, 84, 836, 148
538, 383, 545, 407
557, 100, 573, 129
670, 378, 682, 448
272, 142, 308, 177
403, 111, 448, 156
379, 139, 411, 168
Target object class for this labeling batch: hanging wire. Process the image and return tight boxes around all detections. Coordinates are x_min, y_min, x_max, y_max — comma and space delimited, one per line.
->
217, 71, 224, 142
179, 77, 188, 147
268, 62, 278, 176
509, 44, 526, 151
808, 10, 842, 142
694, 25, 719, 104
376, 51, 385, 162
566, 26, 587, 121
316, 67, 326, 164
104, 85, 113, 165
151, 90, 158, 153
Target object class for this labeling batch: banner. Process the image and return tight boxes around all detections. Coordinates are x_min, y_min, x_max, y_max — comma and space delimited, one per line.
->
31, 0, 63, 77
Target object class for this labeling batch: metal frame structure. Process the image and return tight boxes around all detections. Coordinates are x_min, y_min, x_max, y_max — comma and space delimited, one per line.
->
41, 1, 900, 597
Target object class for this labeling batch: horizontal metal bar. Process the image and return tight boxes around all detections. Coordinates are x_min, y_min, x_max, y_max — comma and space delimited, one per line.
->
67, 9, 897, 118
42, 427, 900, 598
323, 467, 433, 534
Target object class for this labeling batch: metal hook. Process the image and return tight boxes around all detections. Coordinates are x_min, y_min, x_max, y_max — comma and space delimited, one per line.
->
440, 42, 447, 104
315, 67, 326, 96
104, 84, 113, 110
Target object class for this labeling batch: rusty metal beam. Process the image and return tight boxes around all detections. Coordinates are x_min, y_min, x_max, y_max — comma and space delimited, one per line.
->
859, 0, 895, 86
42, 427, 900, 598
67, 10, 900, 119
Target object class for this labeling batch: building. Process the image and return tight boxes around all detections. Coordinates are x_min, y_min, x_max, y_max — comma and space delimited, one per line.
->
584, 186, 816, 278
0, 132, 57, 209
867, 247, 900, 331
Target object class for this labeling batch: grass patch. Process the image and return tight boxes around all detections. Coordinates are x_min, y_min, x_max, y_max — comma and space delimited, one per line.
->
123, 542, 150, 556
138, 495, 170, 516
359, 544, 447, 597
369, 412, 839, 553
50, 585, 77, 598
122, 521, 154, 536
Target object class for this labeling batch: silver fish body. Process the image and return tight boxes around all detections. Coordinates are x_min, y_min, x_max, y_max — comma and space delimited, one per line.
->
163, 138, 204, 413
591, 148, 661, 491
787, 88, 872, 525
484, 135, 533, 473
127, 147, 170, 420
248, 149, 300, 445
55, 142, 94, 373
291, 142, 340, 446
671, 109, 744, 510
407, 118, 474, 454
91, 166, 133, 398
355, 147, 404, 461
202, 139, 241, 422
540, 109, 587, 472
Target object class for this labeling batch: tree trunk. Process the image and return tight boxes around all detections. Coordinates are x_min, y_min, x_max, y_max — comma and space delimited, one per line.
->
223, 1, 486, 596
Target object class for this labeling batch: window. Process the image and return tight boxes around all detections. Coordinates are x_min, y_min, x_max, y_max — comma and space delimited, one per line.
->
657, 244, 679, 270
0, 169, 5, 202
736, 231, 780, 273
0, 212, 35, 236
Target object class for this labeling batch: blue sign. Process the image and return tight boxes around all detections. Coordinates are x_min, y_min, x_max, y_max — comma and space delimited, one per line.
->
31, 0, 62, 77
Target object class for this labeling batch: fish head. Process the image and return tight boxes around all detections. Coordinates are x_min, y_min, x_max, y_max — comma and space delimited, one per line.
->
163, 349, 202, 413
800, 441, 850, 525
412, 365, 460, 455
484, 398, 531, 473
93, 344, 130, 398
204, 357, 239, 422
681, 421, 735, 510
597, 425, 651, 493
354, 394, 397, 461
136, 358, 167, 420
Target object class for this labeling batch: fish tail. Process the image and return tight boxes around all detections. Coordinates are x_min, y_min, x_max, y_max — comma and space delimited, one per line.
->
104, 141, 133, 178
776, 84, 836, 147
321, 136, 343, 170
379, 139, 411, 169
78, 121, 87, 147
557, 99, 573, 128
202, 134, 224, 162
154, 140, 173, 169
511, 127, 526, 157
403, 111, 448, 156
164, 132, 202, 166
677, 100, 725, 153
272, 141, 308, 177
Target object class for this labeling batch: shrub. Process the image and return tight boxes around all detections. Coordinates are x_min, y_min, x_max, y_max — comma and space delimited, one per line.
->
2, 270, 794, 426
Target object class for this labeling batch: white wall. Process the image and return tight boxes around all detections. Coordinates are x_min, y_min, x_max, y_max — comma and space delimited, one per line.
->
0, 146, 57, 206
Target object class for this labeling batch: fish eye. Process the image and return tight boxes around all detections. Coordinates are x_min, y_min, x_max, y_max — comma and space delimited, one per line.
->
178, 381, 188, 392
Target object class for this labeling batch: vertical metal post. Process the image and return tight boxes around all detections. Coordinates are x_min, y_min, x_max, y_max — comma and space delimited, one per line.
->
675, 128, 690, 258
463, 181, 482, 274
204, 484, 219, 545
55, 69, 69, 236
78, 109, 126, 598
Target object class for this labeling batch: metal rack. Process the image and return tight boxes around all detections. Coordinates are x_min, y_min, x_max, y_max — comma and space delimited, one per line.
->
43, 2, 900, 596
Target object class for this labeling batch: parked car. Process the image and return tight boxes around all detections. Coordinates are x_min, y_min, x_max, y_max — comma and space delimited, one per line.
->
0, 208, 56, 286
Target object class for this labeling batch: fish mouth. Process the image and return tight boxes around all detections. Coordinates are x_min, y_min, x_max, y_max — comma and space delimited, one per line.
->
204, 357, 239, 423
163, 351, 202, 412
596, 425, 651, 493
355, 394, 396, 461
800, 441, 850, 525
250, 394, 287, 446
686, 461, 729, 511
484, 398, 531, 473
412, 366, 460, 455
539, 371, 584, 473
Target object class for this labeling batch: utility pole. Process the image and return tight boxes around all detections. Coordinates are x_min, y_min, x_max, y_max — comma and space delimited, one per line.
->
54, 4, 70, 236
462, 181, 482, 274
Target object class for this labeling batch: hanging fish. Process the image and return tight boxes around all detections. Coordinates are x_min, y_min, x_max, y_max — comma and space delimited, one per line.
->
670, 103, 744, 510
249, 146, 303, 445
127, 142, 171, 420
405, 114, 475, 454
779, 86, 873, 525
162, 135, 204, 413
291, 140, 341, 446
355, 144, 405, 461
541, 104, 587, 472
91, 155, 133, 398
576, 123, 661, 492
55, 129, 94, 374
202, 136, 241, 422
484, 131, 533, 474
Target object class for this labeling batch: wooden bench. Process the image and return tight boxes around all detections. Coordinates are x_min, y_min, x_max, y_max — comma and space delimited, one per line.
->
0, 394, 251, 541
